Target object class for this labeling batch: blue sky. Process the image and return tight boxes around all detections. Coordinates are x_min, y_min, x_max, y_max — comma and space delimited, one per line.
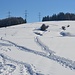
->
0, 0, 75, 23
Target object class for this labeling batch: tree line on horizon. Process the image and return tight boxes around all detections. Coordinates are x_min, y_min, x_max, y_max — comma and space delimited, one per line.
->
42, 12, 75, 21
0, 17, 27, 27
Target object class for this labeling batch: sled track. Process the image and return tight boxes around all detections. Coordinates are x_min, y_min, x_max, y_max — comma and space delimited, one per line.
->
0, 53, 44, 75
34, 37, 75, 70
1, 39, 75, 71
34, 36, 55, 55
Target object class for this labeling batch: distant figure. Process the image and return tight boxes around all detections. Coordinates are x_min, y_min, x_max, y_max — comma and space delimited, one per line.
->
67, 25, 70, 27
61, 26, 66, 30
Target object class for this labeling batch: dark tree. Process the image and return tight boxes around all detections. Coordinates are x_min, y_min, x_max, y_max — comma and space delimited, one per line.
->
42, 12, 75, 21
57, 12, 65, 20
0, 17, 27, 27
42, 16, 50, 21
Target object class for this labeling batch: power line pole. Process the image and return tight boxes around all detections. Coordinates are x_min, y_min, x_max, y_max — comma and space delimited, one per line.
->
39, 12, 41, 22
8, 11, 11, 18
25, 10, 27, 21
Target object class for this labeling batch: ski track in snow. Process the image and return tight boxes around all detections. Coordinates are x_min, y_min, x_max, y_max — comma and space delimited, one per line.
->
0, 39, 44, 75
0, 21, 75, 74
0, 54, 44, 75
34, 37, 75, 70
0, 37, 75, 75
34, 36, 55, 55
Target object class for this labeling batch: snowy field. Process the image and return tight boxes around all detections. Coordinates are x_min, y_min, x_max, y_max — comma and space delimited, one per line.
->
0, 21, 75, 75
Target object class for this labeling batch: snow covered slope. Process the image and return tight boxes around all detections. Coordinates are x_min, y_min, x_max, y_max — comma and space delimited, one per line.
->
0, 21, 75, 75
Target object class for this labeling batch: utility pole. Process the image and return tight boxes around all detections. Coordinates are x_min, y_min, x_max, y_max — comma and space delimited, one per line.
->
25, 10, 27, 21
39, 12, 41, 22
8, 11, 11, 18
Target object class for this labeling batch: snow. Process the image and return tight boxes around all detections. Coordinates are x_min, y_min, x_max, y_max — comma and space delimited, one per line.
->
0, 21, 75, 75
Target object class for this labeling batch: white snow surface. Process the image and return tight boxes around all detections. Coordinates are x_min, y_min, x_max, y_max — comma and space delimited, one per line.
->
0, 21, 75, 75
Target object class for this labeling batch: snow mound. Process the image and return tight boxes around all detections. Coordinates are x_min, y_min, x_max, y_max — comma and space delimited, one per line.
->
60, 31, 73, 36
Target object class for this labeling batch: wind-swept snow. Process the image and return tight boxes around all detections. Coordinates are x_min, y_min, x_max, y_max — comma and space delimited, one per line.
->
0, 21, 75, 75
